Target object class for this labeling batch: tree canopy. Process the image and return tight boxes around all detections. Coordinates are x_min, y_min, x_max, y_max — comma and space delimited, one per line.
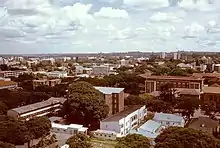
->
66, 133, 92, 148
115, 134, 151, 148
26, 117, 52, 139
155, 127, 220, 148
62, 81, 109, 129
0, 116, 29, 145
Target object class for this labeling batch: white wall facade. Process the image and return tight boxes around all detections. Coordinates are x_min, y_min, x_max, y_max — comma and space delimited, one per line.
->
100, 106, 147, 137
154, 119, 184, 127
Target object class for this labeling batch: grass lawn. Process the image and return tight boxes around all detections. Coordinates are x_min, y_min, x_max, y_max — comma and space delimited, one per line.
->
90, 138, 117, 148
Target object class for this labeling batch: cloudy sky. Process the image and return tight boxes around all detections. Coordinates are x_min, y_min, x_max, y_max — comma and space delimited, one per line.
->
0, 0, 220, 54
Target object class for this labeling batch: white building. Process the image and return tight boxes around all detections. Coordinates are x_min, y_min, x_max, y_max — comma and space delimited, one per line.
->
100, 105, 147, 137
120, 59, 129, 67
161, 52, 166, 59
51, 122, 88, 135
75, 66, 84, 74
92, 65, 109, 76
153, 113, 185, 127
130, 120, 164, 145
47, 71, 68, 78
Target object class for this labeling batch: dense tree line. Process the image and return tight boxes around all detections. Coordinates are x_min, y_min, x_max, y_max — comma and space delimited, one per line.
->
0, 116, 51, 148
155, 127, 220, 148
66, 133, 92, 148
0, 89, 49, 114
78, 72, 145, 95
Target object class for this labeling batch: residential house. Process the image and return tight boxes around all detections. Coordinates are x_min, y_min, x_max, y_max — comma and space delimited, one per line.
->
153, 113, 185, 127
51, 122, 88, 135
47, 71, 68, 78
130, 120, 164, 145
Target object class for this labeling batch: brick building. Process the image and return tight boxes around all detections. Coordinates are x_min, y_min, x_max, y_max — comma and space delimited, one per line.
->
140, 75, 204, 93
33, 79, 61, 89
202, 86, 220, 106
94, 87, 124, 116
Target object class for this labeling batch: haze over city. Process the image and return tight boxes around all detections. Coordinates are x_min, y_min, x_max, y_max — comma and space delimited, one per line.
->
0, 0, 220, 54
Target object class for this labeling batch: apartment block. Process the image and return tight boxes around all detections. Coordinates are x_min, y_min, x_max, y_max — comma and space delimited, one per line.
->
95, 87, 124, 116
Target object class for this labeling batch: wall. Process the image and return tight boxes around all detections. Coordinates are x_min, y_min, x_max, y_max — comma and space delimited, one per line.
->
100, 121, 120, 134
93, 132, 117, 140
7, 110, 19, 119
104, 94, 113, 116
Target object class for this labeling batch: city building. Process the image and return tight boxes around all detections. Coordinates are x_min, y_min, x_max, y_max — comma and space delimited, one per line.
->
120, 59, 129, 67
214, 64, 220, 73
47, 71, 68, 78
161, 52, 166, 59
7, 97, 66, 120
140, 75, 204, 93
202, 86, 220, 106
130, 120, 164, 145
100, 105, 147, 137
0, 70, 25, 78
0, 80, 17, 89
92, 65, 109, 76
153, 113, 185, 127
33, 79, 61, 89
94, 87, 124, 116
51, 122, 88, 135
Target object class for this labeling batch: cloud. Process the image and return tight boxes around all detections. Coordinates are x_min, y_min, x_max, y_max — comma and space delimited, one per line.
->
94, 7, 129, 19
0, 0, 220, 53
150, 12, 182, 22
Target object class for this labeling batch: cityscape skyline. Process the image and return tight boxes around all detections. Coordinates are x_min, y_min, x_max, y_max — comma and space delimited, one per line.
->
0, 0, 220, 54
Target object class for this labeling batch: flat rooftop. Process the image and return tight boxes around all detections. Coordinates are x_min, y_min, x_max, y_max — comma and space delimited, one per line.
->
0, 80, 17, 87
94, 87, 124, 94
102, 105, 145, 122
11, 97, 66, 114
204, 86, 220, 94
140, 75, 203, 81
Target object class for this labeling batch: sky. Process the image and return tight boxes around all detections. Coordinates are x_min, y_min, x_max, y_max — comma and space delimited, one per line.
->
0, 0, 220, 54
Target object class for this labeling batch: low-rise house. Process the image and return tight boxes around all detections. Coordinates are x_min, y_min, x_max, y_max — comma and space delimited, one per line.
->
153, 113, 185, 127
100, 105, 147, 137
0, 70, 25, 78
7, 97, 66, 120
47, 71, 68, 78
130, 120, 164, 145
33, 79, 61, 88
51, 122, 88, 135
92, 65, 109, 76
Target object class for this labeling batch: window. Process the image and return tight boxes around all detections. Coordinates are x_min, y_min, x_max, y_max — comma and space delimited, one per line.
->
121, 124, 124, 128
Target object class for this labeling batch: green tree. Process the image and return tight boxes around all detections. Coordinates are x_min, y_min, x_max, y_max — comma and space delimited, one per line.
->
0, 116, 29, 145
0, 101, 8, 115
66, 133, 92, 148
125, 95, 146, 105
0, 141, 15, 148
115, 134, 151, 148
176, 96, 200, 120
62, 81, 109, 129
155, 127, 220, 148
26, 117, 51, 139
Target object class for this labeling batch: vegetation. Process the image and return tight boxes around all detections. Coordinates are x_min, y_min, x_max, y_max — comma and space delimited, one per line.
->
62, 81, 109, 129
0, 141, 15, 148
31, 134, 58, 148
115, 134, 151, 148
66, 133, 92, 148
26, 117, 52, 140
155, 127, 220, 148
